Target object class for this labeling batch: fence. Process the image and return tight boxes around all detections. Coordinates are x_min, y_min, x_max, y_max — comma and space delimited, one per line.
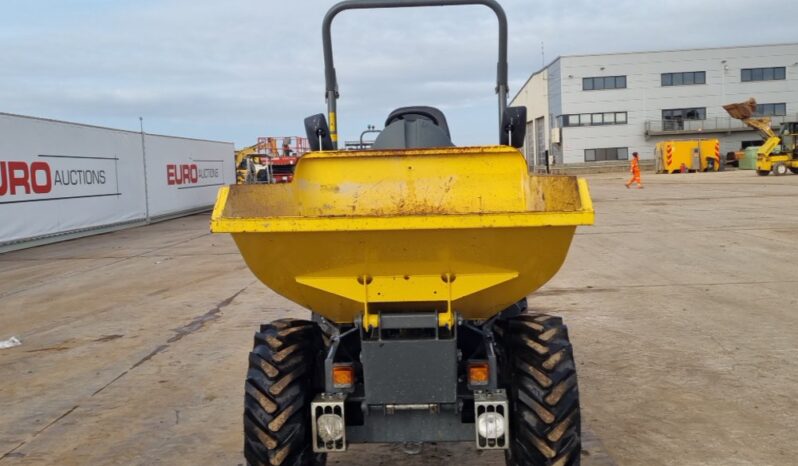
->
0, 113, 235, 252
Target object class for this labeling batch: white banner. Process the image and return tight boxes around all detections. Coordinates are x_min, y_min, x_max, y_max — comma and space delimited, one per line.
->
0, 113, 234, 247
143, 134, 234, 218
0, 114, 146, 245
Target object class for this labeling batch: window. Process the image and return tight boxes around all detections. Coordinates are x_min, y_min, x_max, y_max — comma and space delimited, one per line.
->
560, 112, 628, 127
755, 103, 787, 116
584, 147, 629, 162
583, 75, 627, 90
662, 71, 706, 86
562, 114, 577, 126
662, 107, 706, 130
741, 66, 786, 82
662, 107, 706, 120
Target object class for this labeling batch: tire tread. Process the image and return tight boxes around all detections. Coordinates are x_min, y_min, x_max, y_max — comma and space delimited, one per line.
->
498, 313, 581, 466
244, 318, 325, 466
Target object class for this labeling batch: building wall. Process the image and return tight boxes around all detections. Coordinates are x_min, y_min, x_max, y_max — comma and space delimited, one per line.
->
511, 66, 550, 167
547, 60, 563, 163
515, 43, 798, 165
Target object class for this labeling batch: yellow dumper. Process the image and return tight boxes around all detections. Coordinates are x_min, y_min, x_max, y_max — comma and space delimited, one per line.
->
656, 139, 721, 173
212, 2, 594, 465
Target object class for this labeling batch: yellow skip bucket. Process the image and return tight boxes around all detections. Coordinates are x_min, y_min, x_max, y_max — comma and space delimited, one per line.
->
212, 145, 594, 324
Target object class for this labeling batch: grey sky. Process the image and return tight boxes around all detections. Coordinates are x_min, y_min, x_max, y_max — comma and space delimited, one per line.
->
1, 0, 795, 147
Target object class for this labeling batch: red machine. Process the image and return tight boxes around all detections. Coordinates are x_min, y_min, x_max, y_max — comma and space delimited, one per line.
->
253, 136, 310, 183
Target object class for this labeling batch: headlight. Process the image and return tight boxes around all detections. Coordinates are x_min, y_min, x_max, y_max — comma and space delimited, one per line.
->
477, 411, 506, 439
317, 413, 345, 443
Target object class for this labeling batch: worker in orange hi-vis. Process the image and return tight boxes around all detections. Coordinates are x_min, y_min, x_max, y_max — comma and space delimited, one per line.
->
625, 152, 644, 189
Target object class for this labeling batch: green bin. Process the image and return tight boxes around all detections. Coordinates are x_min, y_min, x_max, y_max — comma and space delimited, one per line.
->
740, 146, 759, 170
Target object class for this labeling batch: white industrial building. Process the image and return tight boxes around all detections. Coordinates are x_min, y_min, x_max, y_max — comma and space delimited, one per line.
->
511, 43, 798, 168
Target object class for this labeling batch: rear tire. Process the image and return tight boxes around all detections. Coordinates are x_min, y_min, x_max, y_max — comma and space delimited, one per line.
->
244, 319, 326, 466
497, 313, 581, 466
756, 170, 770, 176
790, 167, 798, 175
773, 163, 788, 176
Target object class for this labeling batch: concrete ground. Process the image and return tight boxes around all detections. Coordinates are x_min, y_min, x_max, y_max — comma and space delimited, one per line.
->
1, 170, 797, 465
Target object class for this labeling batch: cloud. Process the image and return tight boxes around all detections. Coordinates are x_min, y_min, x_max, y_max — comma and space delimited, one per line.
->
1, 0, 795, 147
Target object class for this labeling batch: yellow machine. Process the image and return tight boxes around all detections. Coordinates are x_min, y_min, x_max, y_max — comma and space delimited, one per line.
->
212, 2, 594, 465
656, 139, 721, 173
213, 146, 593, 324
724, 98, 798, 176
233, 144, 263, 184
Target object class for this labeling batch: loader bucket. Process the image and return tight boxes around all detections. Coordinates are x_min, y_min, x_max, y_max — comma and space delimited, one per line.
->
723, 98, 758, 120
212, 146, 594, 324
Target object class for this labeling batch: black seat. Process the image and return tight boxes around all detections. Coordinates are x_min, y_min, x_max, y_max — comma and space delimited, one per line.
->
372, 106, 454, 149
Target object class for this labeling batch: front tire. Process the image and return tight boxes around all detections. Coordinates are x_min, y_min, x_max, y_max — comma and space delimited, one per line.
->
773, 163, 788, 176
756, 170, 770, 176
244, 319, 326, 466
497, 313, 581, 466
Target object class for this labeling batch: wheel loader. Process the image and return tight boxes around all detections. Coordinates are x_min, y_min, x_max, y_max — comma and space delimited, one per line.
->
211, 1, 594, 464
723, 98, 798, 176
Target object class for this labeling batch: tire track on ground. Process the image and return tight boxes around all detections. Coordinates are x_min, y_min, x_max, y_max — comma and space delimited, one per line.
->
0, 232, 210, 300
0, 286, 248, 461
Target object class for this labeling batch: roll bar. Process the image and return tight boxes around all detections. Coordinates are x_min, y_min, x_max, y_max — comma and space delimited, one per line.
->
322, 0, 509, 148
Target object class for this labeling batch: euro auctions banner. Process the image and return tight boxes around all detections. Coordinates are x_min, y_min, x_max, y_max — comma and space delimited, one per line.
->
144, 134, 234, 218
0, 113, 234, 247
1, 155, 120, 202
0, 114, 147, 245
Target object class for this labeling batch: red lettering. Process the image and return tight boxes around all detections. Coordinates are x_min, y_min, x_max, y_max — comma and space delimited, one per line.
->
30, 162, 52, 194
8, 161, 30, 195
167, 164, 177, 185
0, 161, 53, 196
0, 162, 6, 196
167, 163, 201, 186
